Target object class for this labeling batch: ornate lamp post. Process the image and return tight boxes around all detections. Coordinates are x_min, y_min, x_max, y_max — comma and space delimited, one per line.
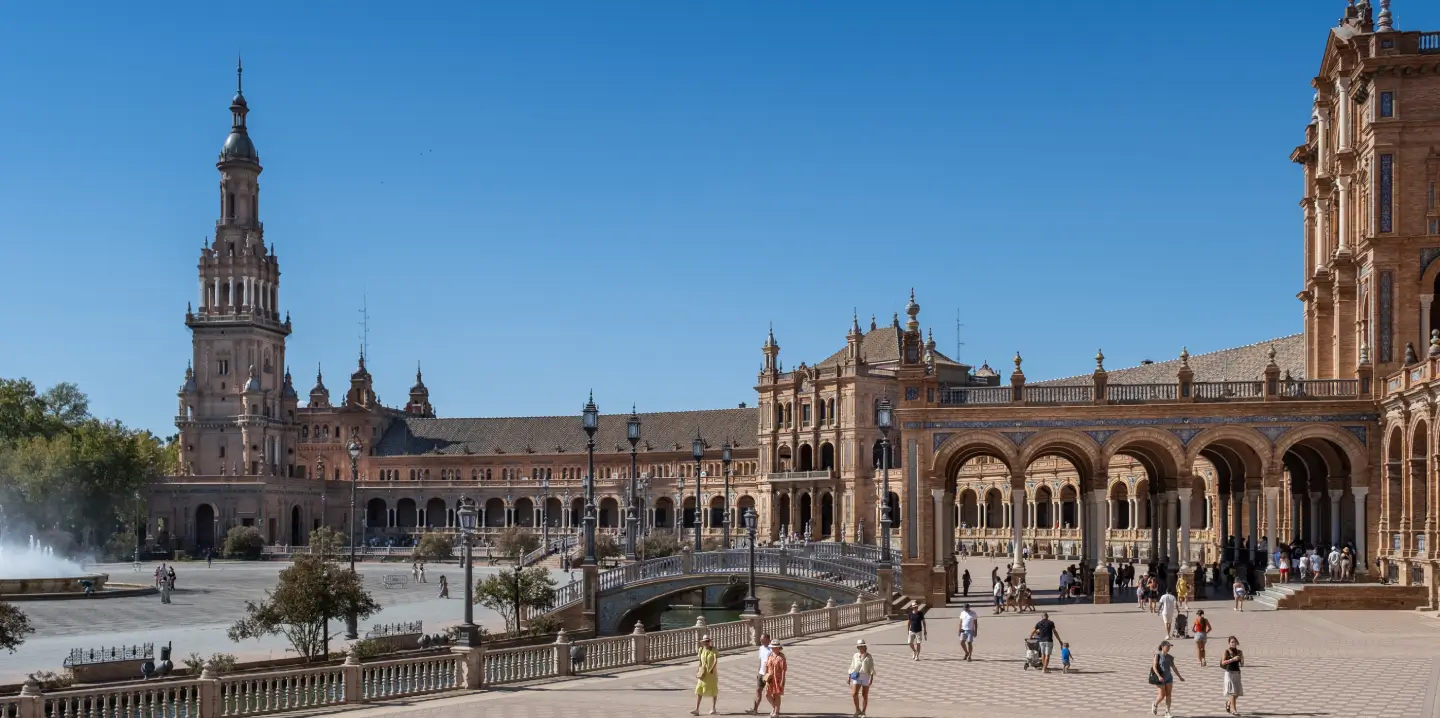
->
316, 455, 327, 531
133, 490, 142, 565
512, 563, 524, 634
581, 393, 599, 566
455, 496, 480, 646
721, 441, 733, 548
344, 438, 363, 639
676, 477, 686, 539
626, 408, 642, 561
741, 507, 760, 616
692, 432, 705, 552
876, 397, 894, 566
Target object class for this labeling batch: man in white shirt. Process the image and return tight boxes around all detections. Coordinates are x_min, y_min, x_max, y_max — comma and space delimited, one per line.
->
749, 633, 772, 715
1058, 571, 1074, 603
957, 604, 978, 661
1157, 589, 1178, 637
992, 578, 1005, 614
1327, 547, 1342, 582
1298, 553, 1311, 582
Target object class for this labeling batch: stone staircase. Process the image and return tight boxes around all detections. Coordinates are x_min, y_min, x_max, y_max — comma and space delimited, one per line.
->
1251, 582, 1427, 610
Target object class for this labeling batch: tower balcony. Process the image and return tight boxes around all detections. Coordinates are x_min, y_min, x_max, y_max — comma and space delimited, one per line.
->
216, 218, 264, 231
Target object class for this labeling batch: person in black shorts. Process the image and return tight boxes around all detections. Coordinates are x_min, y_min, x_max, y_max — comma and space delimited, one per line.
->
1028, 612, 1063, 674
905, 602, 927, 660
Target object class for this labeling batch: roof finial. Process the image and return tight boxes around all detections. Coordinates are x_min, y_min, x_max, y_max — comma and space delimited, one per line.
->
237, 54, 243, 93
1180, 346, 1190, 368
870, 314, 877, 331
1377, 0, 1393, 31
416, 361, 423, 382
1096, 349, 1105, 371
1013, 351, 1023, 371
317, 362, 323, 382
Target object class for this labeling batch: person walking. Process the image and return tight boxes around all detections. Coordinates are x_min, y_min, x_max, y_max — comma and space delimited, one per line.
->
1148, 640, 1184, 717
1327, 546, 1341, 582
905, 602, 927, 660
961, 569, 971, 597
418, 562, 427, 583
957, 603, 978, 661
1278, 552, 1290, 583
1232, 576, 1247, 611
1157, 588, 1178, 638
159, 576, 172, 604
1192, 610, 1211, 666
206, 548, 213, 569
1175, 572, 1191, 612
691, 635, 718, 716
993, 577, 1005, 614
848, 639, 875, 718
1028, 612, 1062, 674
436, 574, 449, 599
1221, 636, 1245, 715
748, 634, 773, 716
763, 643, 787, 718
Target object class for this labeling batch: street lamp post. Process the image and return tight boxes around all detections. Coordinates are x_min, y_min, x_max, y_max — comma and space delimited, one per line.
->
876, 398, 894, 567
540, 476, 550, 556
626, 409, 642, 561
692, 432, 705, 553
741, 507, 760, 616
676, 479, 685, 540
721, 441, 732, 548
512, 563, 523, 634
345, 437, 362, 640
133, 490, 142, 566
581, 393, 599, 566
455, 497, 480, 646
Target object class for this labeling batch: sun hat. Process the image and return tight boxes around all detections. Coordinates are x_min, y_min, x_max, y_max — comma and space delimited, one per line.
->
700, 635, 712, 642
855, 639, 866, 646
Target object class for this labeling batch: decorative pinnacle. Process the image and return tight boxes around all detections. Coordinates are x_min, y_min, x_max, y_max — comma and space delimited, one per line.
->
1430, 329, 1440, 358
1266, 344, 1277, 364
1377, 0, 1393, 31
1013, 351, 1023, 371
1359, 342, 1371, 365
236, 54, 243, 93
1096, 349, 1105, 371
1180, 346, 1190, 367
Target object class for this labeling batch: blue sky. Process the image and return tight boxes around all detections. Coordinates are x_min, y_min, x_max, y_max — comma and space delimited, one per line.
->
3, 2, 1436, 435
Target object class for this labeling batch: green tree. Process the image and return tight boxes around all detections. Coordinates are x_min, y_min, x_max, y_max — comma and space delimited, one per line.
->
639, 533, 681, 558
593, 533, 622, 561
308, 527, 348, 557
228, 554, 380, 660
474, 566, 557, 633
411, 533, 454, 561
495, 527, 539, 561
223, 526, 265, 560
0, 603, 34, 653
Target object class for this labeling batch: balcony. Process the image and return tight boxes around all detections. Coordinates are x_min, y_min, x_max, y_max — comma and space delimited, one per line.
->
939, 378, 1362, 408
766, 470, 835, 483
216, 217, 263, 231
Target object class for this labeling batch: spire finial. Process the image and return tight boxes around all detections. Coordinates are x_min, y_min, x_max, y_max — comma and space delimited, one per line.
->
1180, 346, 1190, 368
1096, 349, 1105, 371
1377, 0, 1393, 31
236, 54, 243, 93
317, 362, 323, 382
870, 315, 876, 331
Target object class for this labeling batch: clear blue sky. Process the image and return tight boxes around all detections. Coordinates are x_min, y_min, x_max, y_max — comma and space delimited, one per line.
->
4, 2, 1437, 436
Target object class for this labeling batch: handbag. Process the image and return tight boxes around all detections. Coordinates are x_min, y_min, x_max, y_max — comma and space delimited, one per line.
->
1147, 655, 1163, 685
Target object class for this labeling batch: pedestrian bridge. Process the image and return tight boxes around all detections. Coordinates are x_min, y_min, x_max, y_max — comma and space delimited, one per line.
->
528, 549, 886, 635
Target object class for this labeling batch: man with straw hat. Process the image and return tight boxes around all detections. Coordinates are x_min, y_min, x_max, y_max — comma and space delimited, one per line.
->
692, 634, 719, 715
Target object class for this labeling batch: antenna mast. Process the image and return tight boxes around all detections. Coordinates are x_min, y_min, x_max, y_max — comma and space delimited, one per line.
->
955, 310, 965, 363
358, 294, 370, 360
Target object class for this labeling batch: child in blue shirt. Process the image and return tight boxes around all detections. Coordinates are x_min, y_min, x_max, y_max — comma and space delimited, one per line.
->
1059, 642, 1073, 673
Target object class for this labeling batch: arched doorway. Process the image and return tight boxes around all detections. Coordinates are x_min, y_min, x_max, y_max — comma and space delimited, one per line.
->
777, 446, 793, 471
984, 488, 1003, 529
1034, 487, 1053, 529
599, 497, 619, 528
708, 496, 725, 529
570, 497, 584, 528
820, 443, 835, 471
366, 498, 387, 529
799, 493, 814, 536
195, 504, 216, 550
485, 498, 506, 528
820, 493, 834, 537
776, 493, 792, 535
544, 497, 563, 528
958, 489, 979, 528
798, 445, 814, 472
290, 505, 303, 545
1110, 481, 1131, 530
426, 497, 448, 529
654, 497, 673, 528
1059, 485, 1078, 528
395, 499, 418, 529
884, 491, 901, 529
515, 498, 535, 527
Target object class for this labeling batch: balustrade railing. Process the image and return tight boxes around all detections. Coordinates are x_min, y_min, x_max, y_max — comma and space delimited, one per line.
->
1107, 383, 1178, 403
1280, 379, 1359, 397
939, 387, 1012, 405
1422, 31, 1440, 53
219, 667, 345, 716
574, 635, 634, 673
1024, 385, 1093, 404
483, 644, 557, 686
360, 654, 462, 700
45, 680, 204, 718
1193, 381, 1263, 400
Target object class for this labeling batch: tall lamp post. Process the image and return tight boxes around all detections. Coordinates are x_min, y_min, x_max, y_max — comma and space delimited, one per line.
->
581, 393, 599, 566
691, 432, 705, 553
512, 563, 524, 634
540, 476, 550, 555
317, 456, 327, 532
676, 478, 685, 539
721, 441, 732, 548
455, 497, 480, 646
345, 437, 362, 639
876, 398, 894, 566
626, 408, 642, 561
133, 490, 142, 565
741, 507, 760, 615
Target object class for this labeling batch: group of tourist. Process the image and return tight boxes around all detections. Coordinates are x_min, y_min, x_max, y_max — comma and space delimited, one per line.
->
1275, 543, 1355, 583
153, 563, 177, 603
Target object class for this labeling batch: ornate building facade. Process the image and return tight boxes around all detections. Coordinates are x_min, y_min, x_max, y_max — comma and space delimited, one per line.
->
149, 5, 1440, 610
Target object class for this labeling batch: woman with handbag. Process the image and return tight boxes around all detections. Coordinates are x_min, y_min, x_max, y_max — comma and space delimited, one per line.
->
1221, 636, 1245, 715
848, 639, 875, 718
1149, 640, 1184, 718
763, 643, 788, 717
692, 635, 719, 716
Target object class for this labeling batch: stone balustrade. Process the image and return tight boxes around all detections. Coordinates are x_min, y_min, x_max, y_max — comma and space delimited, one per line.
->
5, 599, 888, 718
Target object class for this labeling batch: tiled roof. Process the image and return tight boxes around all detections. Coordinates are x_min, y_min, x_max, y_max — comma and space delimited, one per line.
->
815, 325, 964, 369
1033, 334, 1306, 386
375, 407, 759, 457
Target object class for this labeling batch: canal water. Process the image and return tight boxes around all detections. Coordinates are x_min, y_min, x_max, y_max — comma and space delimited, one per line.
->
658, 586, 825, 629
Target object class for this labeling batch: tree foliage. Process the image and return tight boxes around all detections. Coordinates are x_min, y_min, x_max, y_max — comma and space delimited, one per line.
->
0, 603, 34, 653
0, 378, 166, 549
223, 526, 265, 560
474, 566, 557, 633
227, 554, 380, 660
308, 527, 348, 558
495, 527, 539, 560
411, 533, 454, 560
593, 533, 622, 560
639, 533, 681, 558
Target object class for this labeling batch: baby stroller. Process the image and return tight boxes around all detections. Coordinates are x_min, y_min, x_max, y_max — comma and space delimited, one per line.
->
1172, 612, 1190, 639
1023, 639, 1044, 670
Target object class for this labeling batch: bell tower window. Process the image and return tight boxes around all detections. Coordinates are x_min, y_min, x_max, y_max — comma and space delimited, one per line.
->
226, 193, 235, 219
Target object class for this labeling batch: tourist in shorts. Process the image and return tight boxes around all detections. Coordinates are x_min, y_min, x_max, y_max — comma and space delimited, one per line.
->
1028, 611, 1062, 674
747, 633, 773, 715
905, 602, 927, 660
1192, 610, 1212, 666
1232, 577, 1246, 611
848, 639, 875, 718
957, 603, 978, 661
1059, 642, 1073, 673
993, 578, 1005, 613
1221, 636, 1244, 715
1149, 640, 1185, 717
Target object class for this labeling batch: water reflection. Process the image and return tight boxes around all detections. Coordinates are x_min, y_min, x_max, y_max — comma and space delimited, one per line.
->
658, 586, 825, 630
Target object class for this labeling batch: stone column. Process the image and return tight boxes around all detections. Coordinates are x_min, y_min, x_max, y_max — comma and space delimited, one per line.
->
1179, 487, 1193, 568
1336, 77, 1352, 151
1264, 486, 1279, 569
1246, 490, 1260, 563
1309, 492, 1322, 545
1329, 489, 1343, 547
1165, 491, 1179, 564
1353, 487, 1369, 573
931, 489, 945, 570
1218, 494, 1229, 559
1336, 175, 1351, 254
1010, 478, 1026, 578
1422, 295, 1435, 352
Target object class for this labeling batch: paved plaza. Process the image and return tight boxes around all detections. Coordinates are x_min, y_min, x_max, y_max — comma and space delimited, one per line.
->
3, 559, 561, 681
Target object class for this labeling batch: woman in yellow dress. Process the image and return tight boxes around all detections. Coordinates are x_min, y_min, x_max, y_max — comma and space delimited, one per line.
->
692, 635, 719, 715
1176, 573, 1191, 612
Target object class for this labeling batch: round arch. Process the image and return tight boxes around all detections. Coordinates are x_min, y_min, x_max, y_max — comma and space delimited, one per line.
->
1185, 426, 1272, 479
1100, 427, 1187, 480
932, 430, 1022, 479
1273, 424, 1370, 477
1018, 429, 1102, 485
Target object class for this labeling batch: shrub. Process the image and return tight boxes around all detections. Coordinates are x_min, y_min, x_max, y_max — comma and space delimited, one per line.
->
223, 526, 265, 560
101, 531, 138, 563
308, 527, 348, 557
639, 533, 681, 558
495, 527, 539, 561
526, 614, 563, 636
411, 533, 454, 561
347, 639, 389, 660
183, 652, 237, 675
